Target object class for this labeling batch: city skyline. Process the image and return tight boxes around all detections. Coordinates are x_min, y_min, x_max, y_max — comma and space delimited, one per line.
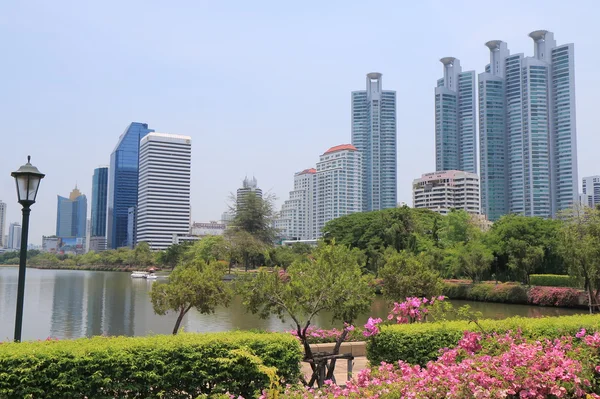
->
2, 1, 600, 244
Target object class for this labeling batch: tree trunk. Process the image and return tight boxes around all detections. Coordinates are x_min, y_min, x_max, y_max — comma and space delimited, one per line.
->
325, 328, 349, 381
172, 306, 190, 335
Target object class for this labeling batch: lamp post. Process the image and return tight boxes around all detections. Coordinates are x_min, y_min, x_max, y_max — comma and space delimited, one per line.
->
11, 156, 45, 342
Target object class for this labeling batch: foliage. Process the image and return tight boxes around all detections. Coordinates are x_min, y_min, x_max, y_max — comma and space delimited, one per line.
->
184, 235, 229, 264
453, 240, 493, 283
0, 332, 302, 399
237, 242, 374, 383
273, 331, 600, 399
226, 230, 270, 271
366, 313, 600, 366
467, 282, 529, 304
229, 191, 278, 245
378, 249, 444, 301
530, 273, 582, 288
150, 260, 231, 334
528, 286, 581, 307
287, 326, 364, 344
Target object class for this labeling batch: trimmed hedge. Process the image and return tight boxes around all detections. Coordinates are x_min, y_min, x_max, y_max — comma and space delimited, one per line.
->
530, 274, 582, 288
443, 281, 528, 304
366, 313, 600, 366
0, 331, 302, 399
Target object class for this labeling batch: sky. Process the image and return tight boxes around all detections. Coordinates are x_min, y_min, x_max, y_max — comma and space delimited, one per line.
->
1, 0, 600, 245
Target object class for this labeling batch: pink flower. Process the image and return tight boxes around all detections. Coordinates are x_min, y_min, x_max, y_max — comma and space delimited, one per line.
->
576, 328, 586, 338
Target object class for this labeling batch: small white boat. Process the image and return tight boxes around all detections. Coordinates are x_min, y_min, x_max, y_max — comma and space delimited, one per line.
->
131, 271, 149, 278
145, 273, 158, 280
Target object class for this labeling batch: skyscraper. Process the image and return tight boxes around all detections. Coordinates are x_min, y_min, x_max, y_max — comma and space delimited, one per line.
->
316, 144, 363, 235
56, 186, 87, 242
435, 58, 477, 173
0, 201, 6, 248
91, 166, 108, 238
413, 170, 480, 215
582, 176, 600, 208
236, 176, 263, 212
479, 31, 578, 220
7, 222, 21, 250
136, 133, 192, 250
352, 73, 397, 211
276, 168, 317, 240
107, 122, 154, 249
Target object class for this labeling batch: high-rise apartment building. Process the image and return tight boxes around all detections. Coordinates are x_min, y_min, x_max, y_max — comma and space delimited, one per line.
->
136, 133, 192, 251
316, 145, 362, 235
56, 186, 88, 242
435, 58, 477, 174
236, 176, 263, 212
107, 122, 154, 249
352, 73, 397, 211
91, 167, 108, 238
7, 222, 22, 250
413, 170, 480, 215
582, 176, 600, 208
276, 168, 317, 240
479, 31, 578, 220
0, 201, 6, 248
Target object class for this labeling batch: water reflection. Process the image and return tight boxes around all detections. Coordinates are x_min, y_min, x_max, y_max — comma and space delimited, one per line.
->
0, 267, 587, 341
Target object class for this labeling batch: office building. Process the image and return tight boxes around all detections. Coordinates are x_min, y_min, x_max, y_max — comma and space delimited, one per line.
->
42, 236, 61, 253
191, 221, 227, 237
107, 122, 154, 249
435, 58, 477, 174
236, 176, 263, 212
478, 31, 577, 220
7, 222, 21, 250
56, 186, 87, 246
582, 176, 600, 208
0, 201, 6, 248
413, 170, 480, 215
351, 72, 397, 211
90, 166, 108, 247
316, 145, 362, 235
136, 133, 192, 250
276, 168, 317, 240
89, 236, 108, 253
221, 211, 235, 225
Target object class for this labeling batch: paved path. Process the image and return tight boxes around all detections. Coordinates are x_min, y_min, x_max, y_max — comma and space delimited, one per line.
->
300, 357, 369, 385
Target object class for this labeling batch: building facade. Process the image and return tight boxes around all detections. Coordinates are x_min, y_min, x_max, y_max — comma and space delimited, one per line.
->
478, 31, 578, 220
316, 145, 363, 235
190, 222, 227, 237
136, 133, 192, 250
7, 222, 21, 250
582, 176, 600, 208
236, 176, 263, 212
413, 170, 480, 215
56, 187, 87, 242
276, 168, 317, 240
107, 122, 154, 249
0, 201, 5, 248
435, 58, 477, 174
351, 72, 397, 211
91, 166, 108, 239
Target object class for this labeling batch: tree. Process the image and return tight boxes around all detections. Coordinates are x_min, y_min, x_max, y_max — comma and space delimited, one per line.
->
379, 249, 444, 301
229, 191, 278, 245
226, 230, 269, 271
150, 260, 231, 334
185, 235, 228, 264
455, 241, 493, 283
506, 240, 545, 285
134, 242, 154, 267
237, 242, 374, 383
156, 242, 191, 268
558, 205, 600, 312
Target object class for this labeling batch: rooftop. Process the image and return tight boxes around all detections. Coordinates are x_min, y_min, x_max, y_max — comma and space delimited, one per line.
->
297, 168, 317, 175
323, 144, 358, 155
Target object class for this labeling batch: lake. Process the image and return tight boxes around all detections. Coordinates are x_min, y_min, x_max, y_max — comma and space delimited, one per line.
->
0, 267, 585, 341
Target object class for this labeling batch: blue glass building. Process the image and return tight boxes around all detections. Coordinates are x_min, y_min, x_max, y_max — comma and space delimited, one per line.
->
56, 187, 87, 239
107, 122, 154, 249
91, 166, 108, 237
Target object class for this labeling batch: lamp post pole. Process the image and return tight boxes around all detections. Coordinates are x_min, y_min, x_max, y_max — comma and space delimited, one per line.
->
14, 205, 31, 342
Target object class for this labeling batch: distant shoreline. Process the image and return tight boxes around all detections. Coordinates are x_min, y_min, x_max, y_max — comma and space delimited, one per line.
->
0, 264, 162, 272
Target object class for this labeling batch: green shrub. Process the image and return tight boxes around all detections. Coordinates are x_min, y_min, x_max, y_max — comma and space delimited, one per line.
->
441, 281, 470, 299
530, 274, 581, 288
0, 331, 302, 399
367, 313, 600, 366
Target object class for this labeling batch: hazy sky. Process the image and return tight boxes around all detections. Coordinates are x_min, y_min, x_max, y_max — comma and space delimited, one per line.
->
2, 0, 600, 245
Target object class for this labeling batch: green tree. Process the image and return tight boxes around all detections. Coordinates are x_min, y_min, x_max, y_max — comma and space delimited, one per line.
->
455, 241, 493, 283
134, 242, 154, 266
505, 240, 545, 285
379, 249, 444, 301
265, 246, 297, 269
185, 235, 228, 264
150, 260, 231, 334
237, 242, 374, 382
156, 242, 191, 268
229, 191, 278, 244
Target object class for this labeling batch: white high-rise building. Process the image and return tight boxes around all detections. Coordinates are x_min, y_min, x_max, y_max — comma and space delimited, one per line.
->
276, 168, 317, 240
7, 222, 22, 250
413, 170, 480, 215
0, 201, 6, 248
435, 58, 477, 174
136, 133, 192, 251
582, 176, 600, 208
478, 31, 578, 220
316, 145, 363, 235
352, 73, 397, 212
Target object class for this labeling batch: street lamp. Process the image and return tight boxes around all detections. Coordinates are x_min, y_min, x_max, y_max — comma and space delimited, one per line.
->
11, 156, 45, 342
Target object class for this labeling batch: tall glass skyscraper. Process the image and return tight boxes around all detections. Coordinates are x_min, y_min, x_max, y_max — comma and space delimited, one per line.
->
435, 58, 477, 174
107, 122, 154, 249
56, 187, 87, 239
351, 73, 397, 211
479, 31, 578, 220
91, 166, 108, 237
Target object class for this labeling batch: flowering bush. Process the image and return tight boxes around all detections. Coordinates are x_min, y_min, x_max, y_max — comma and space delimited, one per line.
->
528, 286, 581, 307
287, 326, 363, 344
261, 330, 600, 398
